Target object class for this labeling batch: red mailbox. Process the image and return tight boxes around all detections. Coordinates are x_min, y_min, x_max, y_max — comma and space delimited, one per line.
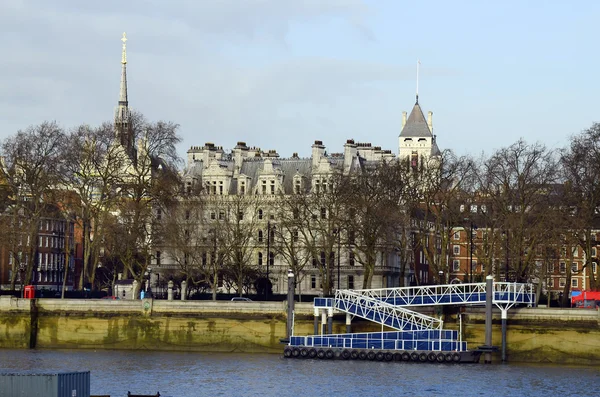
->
24, 285, 35, 299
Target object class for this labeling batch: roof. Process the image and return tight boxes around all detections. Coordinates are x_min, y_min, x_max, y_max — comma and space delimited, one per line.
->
399, 101, 432, 138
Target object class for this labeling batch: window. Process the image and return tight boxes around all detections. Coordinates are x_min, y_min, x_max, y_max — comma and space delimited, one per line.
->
320, 251, 326, 267
348, 275, 355, 289
593, 262, 597, 274
559, 262, 566, 274
571, 263, 578, 273
270, 180, 275, 194
547, 278, 553, 289
547, 263, 555, 273
453, 260, 460, 272
311, 275, 317, 289
592, 247, 597, 258
210, 211, 216, 220
185, 210, 190, 220
156, 251, 161, 266
572, 247, 578, 258
453, 232, 460, 240
470, 204, 477, 213
240, 182, 245, 195
321, 207, 327, 219
269, 252, 274, 267
258, 252, 263, 266
292, 230, 299, 242
471, 260, 477, 273
348, 230, 356, 245
238, 211, 244, 221
258, 209, 263, 220
349, 251, 355, 266
262, 181, 267, 194
559, 278, 566, 288
453, 245, 460, 255
571, 278, 578, 288
218, 210, 225, 220
459, 204, 465, 213
312, 258, 317, 268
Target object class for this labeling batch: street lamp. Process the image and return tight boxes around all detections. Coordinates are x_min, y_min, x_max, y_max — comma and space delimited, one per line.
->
439, 270, 444, 284
464, 218, 476, 283
145, 267, 153, 298
334, 228, 341, 290
505, 231, 509, 282
265, 221, 274, 301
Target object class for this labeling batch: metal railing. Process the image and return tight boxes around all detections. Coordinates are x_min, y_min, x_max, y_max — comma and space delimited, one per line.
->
333, 289, 443, 331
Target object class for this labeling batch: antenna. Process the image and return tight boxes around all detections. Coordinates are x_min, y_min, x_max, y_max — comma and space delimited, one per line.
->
416, 59, 420, 103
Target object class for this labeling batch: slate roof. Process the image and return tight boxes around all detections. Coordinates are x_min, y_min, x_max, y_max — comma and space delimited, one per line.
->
399, 101, 432, 138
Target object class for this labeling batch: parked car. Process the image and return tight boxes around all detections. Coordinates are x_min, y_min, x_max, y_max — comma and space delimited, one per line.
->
231, 297, 252, 302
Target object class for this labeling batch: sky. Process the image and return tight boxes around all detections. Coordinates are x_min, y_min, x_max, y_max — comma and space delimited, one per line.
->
1, 0, 598, 161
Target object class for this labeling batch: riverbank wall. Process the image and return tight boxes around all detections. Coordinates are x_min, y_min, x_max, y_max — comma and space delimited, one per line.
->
1, 296, 598, 365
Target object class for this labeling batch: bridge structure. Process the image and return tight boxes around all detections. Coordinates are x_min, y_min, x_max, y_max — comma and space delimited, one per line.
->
288, 280, 535, 360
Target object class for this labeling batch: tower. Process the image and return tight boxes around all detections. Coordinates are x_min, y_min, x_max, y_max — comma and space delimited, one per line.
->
398, 96, 440, 170
115, 32, 134, 158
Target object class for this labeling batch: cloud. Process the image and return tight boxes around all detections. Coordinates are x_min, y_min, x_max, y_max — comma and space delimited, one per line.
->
0, 0, 389, 157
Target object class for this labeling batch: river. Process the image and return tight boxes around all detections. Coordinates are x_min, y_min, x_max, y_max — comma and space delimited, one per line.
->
0, 349, 598, 396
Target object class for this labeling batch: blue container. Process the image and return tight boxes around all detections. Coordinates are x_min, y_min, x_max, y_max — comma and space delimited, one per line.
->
0, 371, 90, 397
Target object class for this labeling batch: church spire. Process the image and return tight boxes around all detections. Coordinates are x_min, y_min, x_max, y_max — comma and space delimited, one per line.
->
118, 32, 128, 107
115, 32, 132, 155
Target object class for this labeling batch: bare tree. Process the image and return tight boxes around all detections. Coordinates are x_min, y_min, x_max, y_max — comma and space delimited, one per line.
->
0, 122, 66, 287
210, 194, 264, 296
482, 139, 559, 282
273, 193, 311, 300
561, 123, 600, 291
412, 151, 475, 284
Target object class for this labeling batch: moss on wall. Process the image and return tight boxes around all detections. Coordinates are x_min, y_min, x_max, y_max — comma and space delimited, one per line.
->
1, 304, 598, 365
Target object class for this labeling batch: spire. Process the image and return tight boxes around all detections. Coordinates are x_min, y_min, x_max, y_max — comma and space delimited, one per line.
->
119, 32, 128, 106
115, 32, 132, 155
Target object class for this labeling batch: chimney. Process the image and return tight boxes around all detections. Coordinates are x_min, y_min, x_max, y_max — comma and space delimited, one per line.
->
427, 111, 433, 132
401, 111, 407, 129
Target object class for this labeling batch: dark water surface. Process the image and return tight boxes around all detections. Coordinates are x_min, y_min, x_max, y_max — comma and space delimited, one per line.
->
0, 349, 598, 396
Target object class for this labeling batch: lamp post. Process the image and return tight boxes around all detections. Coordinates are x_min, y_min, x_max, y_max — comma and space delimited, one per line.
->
265, 221, 271, 301
505, 231, 509, 282
469, 224, 473, 283
145, 267, 153, 298
464, 218, 475, 283
439, 270, 444, 285
334, 228, 341, 290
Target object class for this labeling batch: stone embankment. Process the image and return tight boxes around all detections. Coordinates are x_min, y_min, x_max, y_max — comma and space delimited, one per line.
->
1, 296, 598, 365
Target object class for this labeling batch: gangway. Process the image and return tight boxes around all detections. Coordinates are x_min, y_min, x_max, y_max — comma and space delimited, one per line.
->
286, 281, 535, 362
315, 289, 443, 331
351, 282, 535, 308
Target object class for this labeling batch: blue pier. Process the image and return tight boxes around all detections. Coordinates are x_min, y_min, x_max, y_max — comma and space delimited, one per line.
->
285, 281, 535, 363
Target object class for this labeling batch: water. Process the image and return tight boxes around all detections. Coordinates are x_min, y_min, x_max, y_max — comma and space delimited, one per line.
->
0, 349, 598, 396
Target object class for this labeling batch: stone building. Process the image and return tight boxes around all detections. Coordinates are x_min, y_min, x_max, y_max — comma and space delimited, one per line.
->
160, 94, 442, 296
